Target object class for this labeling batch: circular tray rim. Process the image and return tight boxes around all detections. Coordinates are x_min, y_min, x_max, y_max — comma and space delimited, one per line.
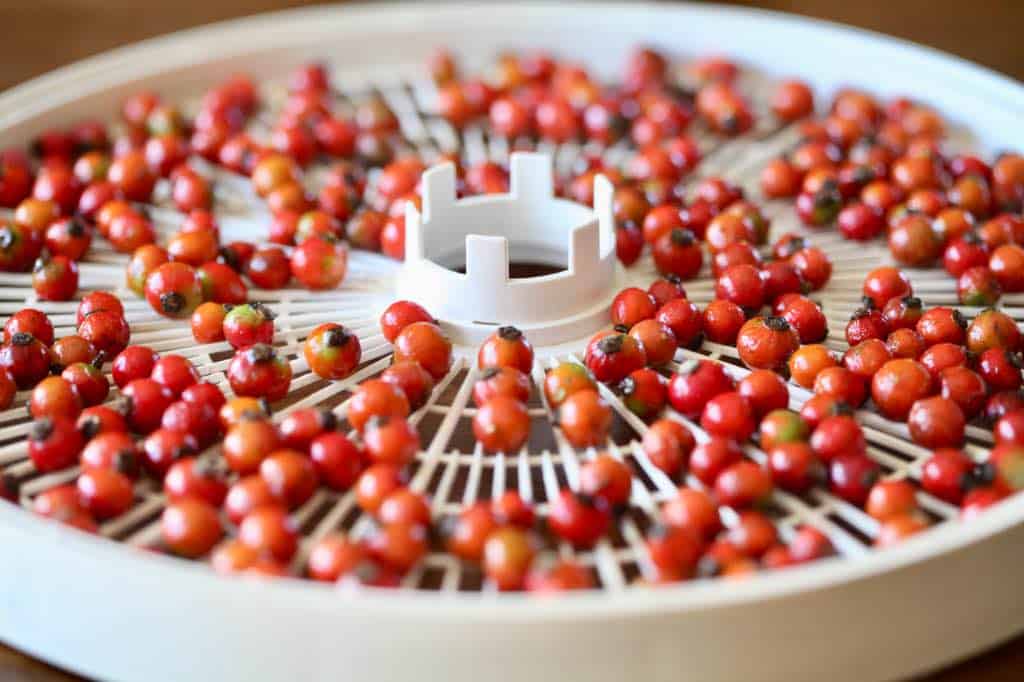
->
1, 1, 1023, 619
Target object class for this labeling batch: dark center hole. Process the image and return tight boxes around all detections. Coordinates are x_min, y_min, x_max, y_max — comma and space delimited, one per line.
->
448, 261, 565, 278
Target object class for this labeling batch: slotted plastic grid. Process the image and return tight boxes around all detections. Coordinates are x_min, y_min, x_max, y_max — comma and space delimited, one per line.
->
0, 57, 1006, 595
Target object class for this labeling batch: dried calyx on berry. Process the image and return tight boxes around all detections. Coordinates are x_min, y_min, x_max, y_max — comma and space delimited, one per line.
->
597, 335, 624, 355
963, 461, 996, 491
78, 415, 102, 439
324, 327, 353, 347
251, 301, 276, 321
160, 292, 187, 315
113, 451, 140, 477
670, 228, 696, 246
497, 326, 523, 341
248, 343, 276, 363
67, 217, 87, 236
317, 409, 338, 431
10, 331, 34, 346
0, 226, 14, 250
30, 417, 54, 441
218, 246, 241, 271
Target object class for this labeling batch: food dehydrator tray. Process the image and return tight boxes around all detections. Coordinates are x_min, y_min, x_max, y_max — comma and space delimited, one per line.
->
1, 3, 1023, 681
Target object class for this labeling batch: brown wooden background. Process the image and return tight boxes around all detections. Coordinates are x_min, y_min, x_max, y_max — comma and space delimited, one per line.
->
1, 1, 1022, 680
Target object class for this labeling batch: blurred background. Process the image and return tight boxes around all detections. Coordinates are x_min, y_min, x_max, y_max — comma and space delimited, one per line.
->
1, 0, 1022, 92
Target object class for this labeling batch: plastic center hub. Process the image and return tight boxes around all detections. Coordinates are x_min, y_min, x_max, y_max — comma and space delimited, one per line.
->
396, 152, 622, 346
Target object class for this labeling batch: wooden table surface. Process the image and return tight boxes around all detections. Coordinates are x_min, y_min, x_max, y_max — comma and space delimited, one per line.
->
1, 1, 1022, 680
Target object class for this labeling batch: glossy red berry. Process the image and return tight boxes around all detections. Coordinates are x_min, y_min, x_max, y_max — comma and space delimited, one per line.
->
921, 448, 974, 503
380, 361, 435, 411
628, 319, 677, 367
258, 449, 318, 508
77, 468, 135, 519
779, 296, 828, 344
701, 391, 756, 442
145, 262, 202, 318
976, 349, 1023, 393
766, 442, 821, 493
846, 307, 889, 347
559, 389, 613, 448
120, 377, 174, 434
304, 322, 362, 380
737, 369, 789, 418
990, 244, 1024, 292
656, 298, 704, 348
828, 454, 880, 505
150, 354, 199, 398
701, 299, 745, 345
618, 367, 667, 420
715, 460, 772, 508
667, 359, 734, 418
197, 262, 248, 305
238, 507, 299, 562
477, 326, 534, 373
881, 296, 924, 331
190, 302, 228, 343
32, 255, 79, 301
871, 359, 933, 421
164, 456, 228, 506
653, 229, 703, 279
473, 395, 531, 453
736, 316, 800, 371
548, 489, 611, 549
392, 321, 452, 381
5, 308, 54, 346
302, 431, 361, 491
0, 219, 43, 272
944, 233, 990, 278
647, 275, 687, 308
472, 366, 531, 407
111, 345, 158, 389
29, 416, 84, 472
915, 307, 967, 347
584, 330, 646, 384
290, 237, 348, 289
60, 360, 108, 408
0, 332, 51, 389
379, 300, 433, 344
161, 499, 223, 558
226, 344, 293, 403
715, 264, 766, 313
837, 202, 884, 241
246, 247, 292, 289
790, 244, 831, 288
141, 428, 196, 477
966, 308, 1021, 354
77, 310, 130, 358
482, 526, 538, 591
542, 362, 596, 409
347, 379, 410, 433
